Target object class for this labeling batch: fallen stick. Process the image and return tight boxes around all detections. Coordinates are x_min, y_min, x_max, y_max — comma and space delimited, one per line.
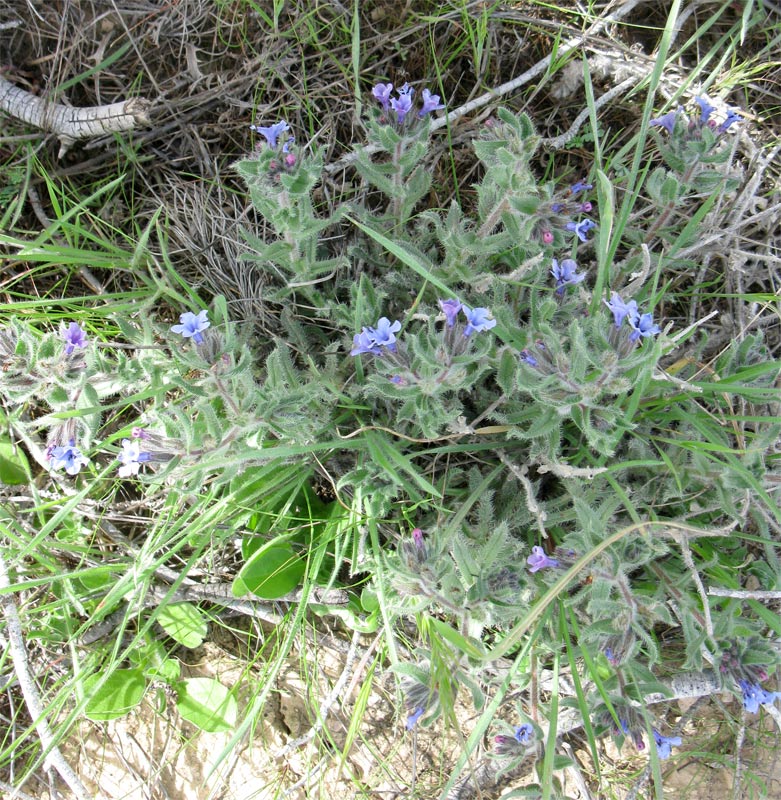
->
0, 74, 151, 157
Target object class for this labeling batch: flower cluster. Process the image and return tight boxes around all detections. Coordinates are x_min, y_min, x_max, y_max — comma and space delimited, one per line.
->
535, 180, 597, 244
650, 95, 742, 137
719, 640, 781, 713
604, 292, 661, 342
437, 299, 496, 337
372, 82, 445, 126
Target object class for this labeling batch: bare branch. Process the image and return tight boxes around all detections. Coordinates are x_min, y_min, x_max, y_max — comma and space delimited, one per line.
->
0, 75, 151, 158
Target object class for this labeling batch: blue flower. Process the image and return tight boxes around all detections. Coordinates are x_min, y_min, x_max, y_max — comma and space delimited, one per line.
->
461, 305, 497, 337
391, 84, 415, 124
695, 96, 717, 124
372, 82, 394, 110
250, 120, 291, 149
438, 298, 462, 327
738, 679, 780, 713
718, 109, 742, 133
418, 88, 446, 117
551, 258, 585, 295
406, 706, 424, 730
526, 546, 560, 573
350, 328, 381, 356
627, 310, 661, 341
117, 439, 153, 478
653, 730, 682, 760
350, 318, 402, 355
372, 317, 402, 348
171, 309, 210, 345
49, 440, 89, 475
570, 181, 593, 195
650, 109, 680, 135
513, 723, 534, 744
565, 218, 596, 242
604, 292, 638, 328
61, 322, 88, 355
520, 349, 538, 367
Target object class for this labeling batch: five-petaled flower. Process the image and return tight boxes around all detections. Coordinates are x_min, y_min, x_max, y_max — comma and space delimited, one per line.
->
527, 545, 560, 573
604, 292, 639, 328
390, 83, 415, 124
418, 88, 446, 118
117, 438, 153, 478
350, 317, 402, 355
551, 258, 586, 295
372, 82, 394, 110
61, 322, 88, 355
566, 218, 596, 242
462, 305, 497, 337
49, 440, 89, 475
171, 310, 210, 345
250, 120, 290, 149
438, 298, 462, 327
627, 310, 661, 341
738, 679, 780, 713
718, 109, 742, 133
650, 109, 680, 135
372, 317, 402, 349
570, 181, 593, 195
695, 96, 716, 124
406, 706, 424, 730
653, 730, 682, 760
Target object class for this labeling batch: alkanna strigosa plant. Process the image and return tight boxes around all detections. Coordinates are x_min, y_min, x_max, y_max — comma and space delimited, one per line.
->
4, 81, 779, 795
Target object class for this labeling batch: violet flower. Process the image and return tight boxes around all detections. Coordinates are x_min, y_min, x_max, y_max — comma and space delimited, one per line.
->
250, 120, 290, 149
438, 298, 462, 327
418, 88, 446, 117
61, 322, 88, 355
551, 258, 585, 295
604, 292, 638, 328
649, 109, 680, 135
527, 545, 560, 573
372, 82, 394, 110
695, 96, 717, 124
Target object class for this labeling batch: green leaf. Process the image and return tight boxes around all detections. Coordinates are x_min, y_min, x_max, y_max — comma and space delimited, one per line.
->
157, 602, 208, 648
176, 677, 237, 733
430, 618, 485, 660
232, 542, 305, 599
0, 436, 29, 484
83, 669, 146, 720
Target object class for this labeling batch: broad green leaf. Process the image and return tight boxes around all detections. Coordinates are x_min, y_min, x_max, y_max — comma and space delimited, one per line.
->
83, 669, 145, 721
0, 437, 28, 485
157, 602, 208, 648
176, 677, 237, 733
232, 542, 304, 599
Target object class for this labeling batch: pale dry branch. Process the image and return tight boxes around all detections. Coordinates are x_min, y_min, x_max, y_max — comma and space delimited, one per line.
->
0, 75, 151, 158
0, 550, 96, 800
